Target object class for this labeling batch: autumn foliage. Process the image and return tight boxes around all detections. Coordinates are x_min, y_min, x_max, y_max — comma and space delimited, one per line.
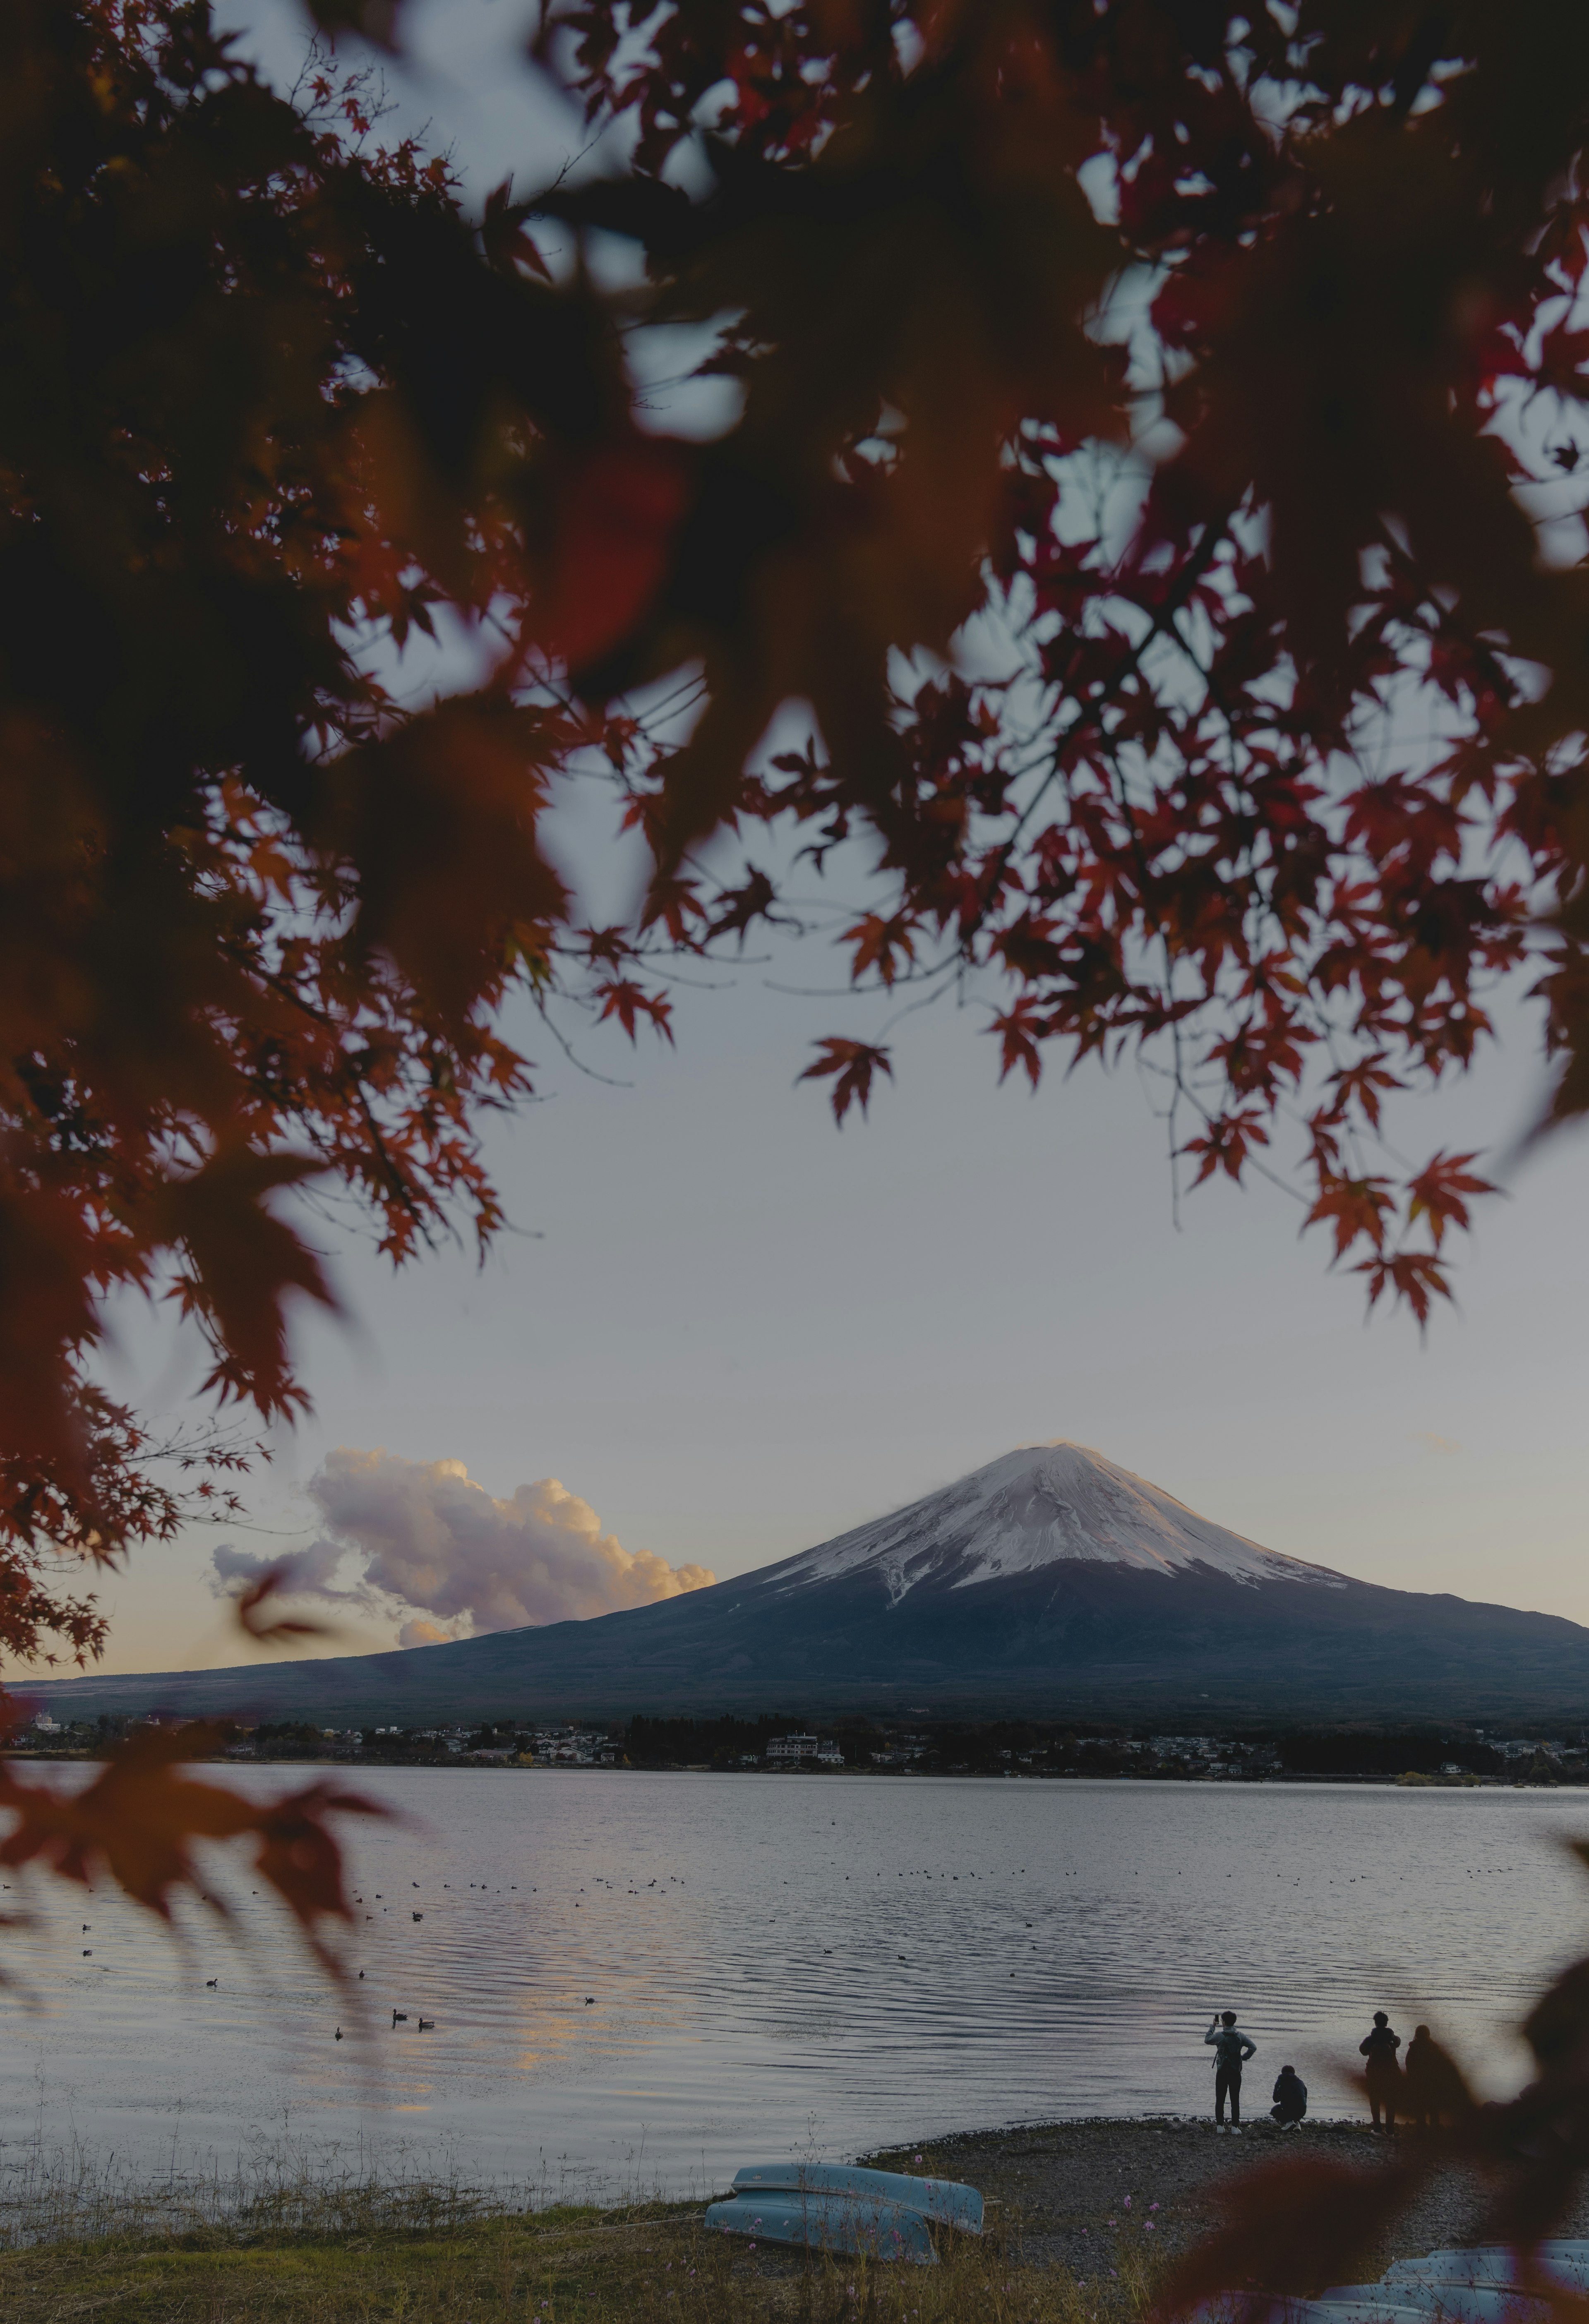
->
6, 0, 1589, 1644
517, 0, 1589, 1339
3, 0, 1589, 1989
0, 1717, 383, 1981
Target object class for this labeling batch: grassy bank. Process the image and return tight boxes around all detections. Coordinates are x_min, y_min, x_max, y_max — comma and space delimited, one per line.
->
5, 2112, 1575, 2324
0, 2187, 1136, 2324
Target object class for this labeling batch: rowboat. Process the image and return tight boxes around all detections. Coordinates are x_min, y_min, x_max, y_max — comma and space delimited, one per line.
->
705, 2160, 984, 2266
729, 2162, 983, 2234
1322, 2288, 1548, 2323
1387, 2252, 1589, 2292
705, 2189, 938, 2264
1191, 2244, 1589, 2324
1189, 2303, 1428, 2324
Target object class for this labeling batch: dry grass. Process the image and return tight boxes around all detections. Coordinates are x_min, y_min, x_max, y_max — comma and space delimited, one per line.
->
0, 2178, 1153, 2324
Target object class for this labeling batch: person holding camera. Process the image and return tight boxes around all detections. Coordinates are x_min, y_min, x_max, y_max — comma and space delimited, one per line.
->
1359, 2011, 1403, 2131
1204, 2010, 1257, 2132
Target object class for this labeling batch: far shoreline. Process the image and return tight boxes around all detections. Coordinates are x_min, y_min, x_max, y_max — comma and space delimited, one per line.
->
3, 1750, 1584, 1788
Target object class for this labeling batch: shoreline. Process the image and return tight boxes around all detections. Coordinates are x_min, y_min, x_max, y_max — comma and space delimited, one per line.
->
866, 2112, 1589, 2274
5, 2109, 1577, 2251
4, 1751, 1580, 1788
6, 2112, 1586, 2322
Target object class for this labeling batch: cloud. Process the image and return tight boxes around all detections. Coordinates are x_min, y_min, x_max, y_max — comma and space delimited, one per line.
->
398, 1616, 452, 1648
211, 1449, 715, 1646
209, 1536, 376, 1608
1411, 1432, 1462, 1455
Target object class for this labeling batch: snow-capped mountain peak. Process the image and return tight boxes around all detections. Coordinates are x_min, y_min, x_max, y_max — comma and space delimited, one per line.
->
767, 1440, 1347, 1601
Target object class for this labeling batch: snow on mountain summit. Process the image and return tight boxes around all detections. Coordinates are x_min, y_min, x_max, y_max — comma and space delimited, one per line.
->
770, 1440, 1347, 1602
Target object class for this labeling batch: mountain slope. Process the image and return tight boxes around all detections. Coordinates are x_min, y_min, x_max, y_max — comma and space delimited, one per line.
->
25, 1441, 1589, 1725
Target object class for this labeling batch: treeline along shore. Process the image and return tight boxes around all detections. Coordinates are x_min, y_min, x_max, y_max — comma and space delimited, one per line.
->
10, 1710, 1589, 1784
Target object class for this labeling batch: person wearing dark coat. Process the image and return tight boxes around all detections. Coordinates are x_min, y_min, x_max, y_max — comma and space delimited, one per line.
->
1359, 2010, 1403, 2130
1204, 2010, 1256, 2132
1270, 2065, 1308, 2129
1403, 2025, 1465, 2129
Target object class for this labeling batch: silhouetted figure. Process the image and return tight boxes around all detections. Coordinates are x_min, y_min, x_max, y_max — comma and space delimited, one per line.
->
1403, 2024, 1465, 2129
1204, 2010, 1256, 2132
1271, 2065, 1308, 2129
1360, 2010, 1402, 2130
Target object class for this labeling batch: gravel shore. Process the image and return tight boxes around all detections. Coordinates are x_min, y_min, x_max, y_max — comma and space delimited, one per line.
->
863, 2116, 1589, 2282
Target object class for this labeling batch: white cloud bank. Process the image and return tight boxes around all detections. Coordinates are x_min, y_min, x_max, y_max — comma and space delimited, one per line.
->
211, 1449, 715, 1645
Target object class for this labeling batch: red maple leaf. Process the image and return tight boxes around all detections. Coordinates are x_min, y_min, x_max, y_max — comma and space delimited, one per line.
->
797, 1038, 894, 1124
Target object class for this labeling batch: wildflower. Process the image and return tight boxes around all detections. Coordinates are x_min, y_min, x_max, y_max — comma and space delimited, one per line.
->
1148, 2203, 1159, 2213
913, 2154, 924, 2165
1145, 2222, 1157, 2233
1123, 2197, 1131, 2208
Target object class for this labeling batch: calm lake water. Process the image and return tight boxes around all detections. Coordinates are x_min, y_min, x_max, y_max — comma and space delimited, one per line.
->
2, 1771, 1586, 2198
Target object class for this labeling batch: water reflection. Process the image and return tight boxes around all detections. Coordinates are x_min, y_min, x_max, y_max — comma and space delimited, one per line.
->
0, 1770, 1582, 2195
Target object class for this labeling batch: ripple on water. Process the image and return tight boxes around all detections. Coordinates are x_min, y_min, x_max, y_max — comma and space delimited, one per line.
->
0, 1770, 1579, 2194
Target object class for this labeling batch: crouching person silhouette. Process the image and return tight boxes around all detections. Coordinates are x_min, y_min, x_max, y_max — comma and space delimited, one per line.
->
1270, 2064, 1307, 2129
1205, 2010, 1256, 2132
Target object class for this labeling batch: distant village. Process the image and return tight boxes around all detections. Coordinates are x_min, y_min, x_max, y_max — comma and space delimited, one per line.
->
9, 1710, 1589, 1782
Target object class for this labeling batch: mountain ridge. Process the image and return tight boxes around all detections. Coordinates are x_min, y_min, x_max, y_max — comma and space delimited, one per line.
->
763, 1441, 1348, 1596
21, 1441, 1589, 1725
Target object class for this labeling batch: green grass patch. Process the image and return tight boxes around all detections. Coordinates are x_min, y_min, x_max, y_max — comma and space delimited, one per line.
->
0, 2192, 1149, 2324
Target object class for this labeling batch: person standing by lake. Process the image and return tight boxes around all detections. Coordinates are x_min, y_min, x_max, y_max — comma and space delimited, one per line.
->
1403, 2024, 1465, 2130
1204, 2010, 1256, 2133
1359, 2011, 1403, 2131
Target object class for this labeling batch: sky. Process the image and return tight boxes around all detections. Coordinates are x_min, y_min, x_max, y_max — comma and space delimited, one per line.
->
45, 0, 1589, 1681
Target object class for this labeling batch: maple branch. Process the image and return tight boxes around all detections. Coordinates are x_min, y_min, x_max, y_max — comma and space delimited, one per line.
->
960, 512, 1235, 957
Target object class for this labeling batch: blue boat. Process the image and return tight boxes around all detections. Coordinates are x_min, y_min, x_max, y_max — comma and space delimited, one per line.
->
1191, 2245, 1589, 2324
1321, 2287, 1548, 2323
1387, 2252, 1589, 2293
1189, 2303, 1428, 2324
730, 2162, 983, 2235
705, 2188, 938, 2264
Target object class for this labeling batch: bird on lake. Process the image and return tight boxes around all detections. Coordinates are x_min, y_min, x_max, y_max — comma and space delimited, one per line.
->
418, 2017, 434, 2030
82, 1949, 91, 1957
584, 1996, 595, 2005
413, 1911, 423, 1921
335, 2027, 343, 2041
392, 2009, 408, 2024
205, 1978, 218, 1988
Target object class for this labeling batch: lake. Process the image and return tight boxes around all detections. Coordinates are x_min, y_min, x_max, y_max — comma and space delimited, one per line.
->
2, 1771, 1584, 2199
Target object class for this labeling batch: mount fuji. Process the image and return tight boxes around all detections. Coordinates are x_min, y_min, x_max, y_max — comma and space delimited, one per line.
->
26, 1441, 1589, 1726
